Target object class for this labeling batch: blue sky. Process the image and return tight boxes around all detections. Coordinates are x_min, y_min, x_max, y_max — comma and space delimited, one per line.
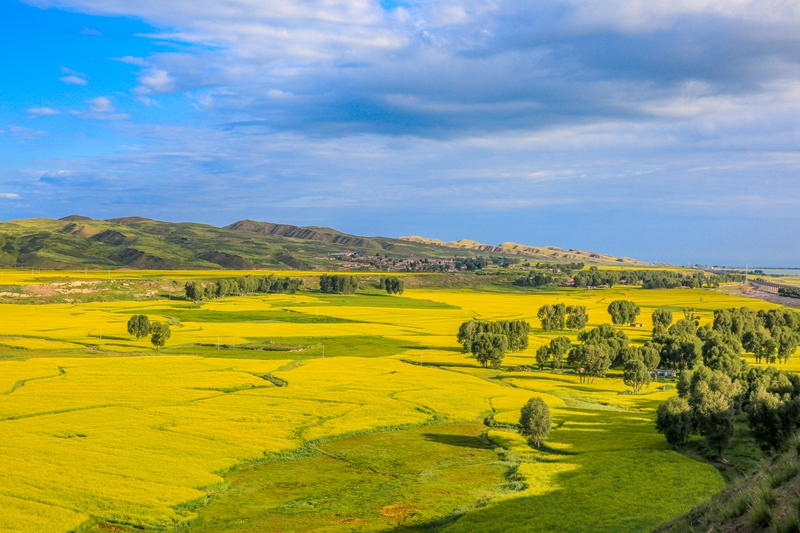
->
1, 0, 799, 266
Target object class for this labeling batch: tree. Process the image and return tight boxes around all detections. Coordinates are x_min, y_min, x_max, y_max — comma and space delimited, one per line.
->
184, 281, 204, 302
535, 345, 550, 370
578, 324, 629, 364
569, 344, 611, 383
150, 322, 171, 351
566, 305, 588, 331
584, 345, 612, 382
537, 304, 565, 331
695, 390, 734, 457
381, 277, 405, 295
776, 327, 800, 364
549, 337, 571, 372
623, 359, 651, 394
471, 333, 507, 368
660, 334, 702, 371
320, 274, 359, 294
607, 300, 640, 326
652, 309, 673, 330
127, 315, 151, 341
519, 397, 552, 448
655, 397, 693, 447
640, 344, 661, 371
457, 320, 480, 352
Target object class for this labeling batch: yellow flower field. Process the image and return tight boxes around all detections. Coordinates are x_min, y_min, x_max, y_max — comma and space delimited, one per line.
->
0, 273, 787, 531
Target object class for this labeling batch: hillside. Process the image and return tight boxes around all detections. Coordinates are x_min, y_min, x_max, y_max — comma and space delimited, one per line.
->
655, 439, 800, 533
0, 216, 644, 270
399, 236, 643, 265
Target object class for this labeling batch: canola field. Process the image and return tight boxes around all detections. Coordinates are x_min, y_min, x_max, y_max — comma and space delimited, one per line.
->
0, 273, 783, 532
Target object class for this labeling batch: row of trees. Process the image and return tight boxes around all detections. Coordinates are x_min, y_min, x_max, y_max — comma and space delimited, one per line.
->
607, 300, 640, 325
127, 315, 171, 350
379, 277, 405, 295
537, 304, 588, 331
571, 268, 743, 289
657, 365, 800, 457
779, 287, 800, 299
654, 307, 800, 456
185, 275, 302, 301
319, 275, 360, 294
456, 319, 532, 368
515, 267, 743, 289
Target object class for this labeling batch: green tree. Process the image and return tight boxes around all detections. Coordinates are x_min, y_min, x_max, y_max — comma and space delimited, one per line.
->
566, 305, 588, 331
578, 324, 629, 364
381, 277, 405, 295
184, 281, 204, 302
549, 337, 571, 372
536, 304, 559, 331
457, 320, 480, 352
127, 315, 151, 340
776, 327, 800, 364
640, 344, 661, 371
519, 397, 552, 448
652, 309, 674, 330
655, 397, 694, 447
607, 300, 640, 326
150, 322, 171, 351
535, 345, 550, 370
695, 391, 734, 457
623, 359, 651, 394
471, 333, 507, 368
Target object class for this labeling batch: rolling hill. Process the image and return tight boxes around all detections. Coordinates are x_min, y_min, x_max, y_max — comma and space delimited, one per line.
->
0, 216, 645, 270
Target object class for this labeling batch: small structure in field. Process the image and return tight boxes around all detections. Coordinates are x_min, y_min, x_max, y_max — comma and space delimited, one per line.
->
650, 369, 676, 379
631, 322, 644, 328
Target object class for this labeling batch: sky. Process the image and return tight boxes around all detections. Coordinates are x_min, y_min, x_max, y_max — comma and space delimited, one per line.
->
1, 0, 799, 266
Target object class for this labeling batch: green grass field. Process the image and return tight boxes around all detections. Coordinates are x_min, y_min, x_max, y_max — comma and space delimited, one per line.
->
0, 274, 784, 532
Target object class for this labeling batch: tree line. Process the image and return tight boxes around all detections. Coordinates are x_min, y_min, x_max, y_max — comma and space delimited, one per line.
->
127, 315, 171, 350
654, 307, 800, 456
379, 277, 405, 295
457, 319, 531, 368
779, 287, 800, 299
515, 267, 744, 289
319, 274, 360, 294
185, 275, 302, 301
536, 303, 588, 331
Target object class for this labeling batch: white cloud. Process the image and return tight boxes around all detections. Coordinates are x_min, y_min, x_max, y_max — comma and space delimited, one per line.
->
26, 107, 60, 116
113, 55, 149, 66
136, 69, 174, 94
79, 26, 103, 36
87, 97, 113, 112
0, 193, 21, 199
6, 124, 48, 140
59, 67, 89, 86
72, 97, 130, 120
59, 75, 89, 85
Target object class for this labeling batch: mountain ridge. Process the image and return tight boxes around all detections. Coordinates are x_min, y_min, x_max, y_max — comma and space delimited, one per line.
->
0, 216, 646, 269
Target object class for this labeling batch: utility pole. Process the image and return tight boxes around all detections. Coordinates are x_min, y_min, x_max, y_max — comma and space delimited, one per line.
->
322, 345, 325, 359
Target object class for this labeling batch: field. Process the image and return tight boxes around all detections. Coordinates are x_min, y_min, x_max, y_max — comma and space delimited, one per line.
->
0, 273, 785, 532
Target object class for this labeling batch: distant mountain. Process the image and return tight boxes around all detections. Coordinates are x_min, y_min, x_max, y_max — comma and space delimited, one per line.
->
399, 236, 643, 265
0, 216, 645, 269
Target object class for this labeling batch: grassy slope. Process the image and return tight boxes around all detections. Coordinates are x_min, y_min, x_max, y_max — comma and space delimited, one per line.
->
0, 216, 641, 270
655, 442, 800, 533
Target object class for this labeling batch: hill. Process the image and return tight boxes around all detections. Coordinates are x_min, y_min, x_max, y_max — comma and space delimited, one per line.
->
0, 216, 644, 270
399, 236, 643, 265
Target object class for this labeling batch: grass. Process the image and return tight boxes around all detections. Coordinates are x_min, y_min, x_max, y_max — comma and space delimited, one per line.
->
190, 422, 510, 532
0, 280, 787, 532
